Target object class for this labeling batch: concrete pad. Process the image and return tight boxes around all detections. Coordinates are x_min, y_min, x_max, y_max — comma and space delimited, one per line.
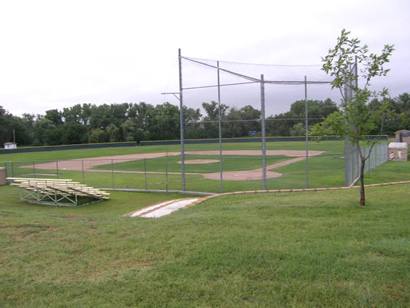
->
128, 200, 176, 217
128, 198, 200, 218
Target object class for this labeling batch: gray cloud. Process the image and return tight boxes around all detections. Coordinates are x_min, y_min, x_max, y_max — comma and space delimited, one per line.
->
0, 0, 408, 115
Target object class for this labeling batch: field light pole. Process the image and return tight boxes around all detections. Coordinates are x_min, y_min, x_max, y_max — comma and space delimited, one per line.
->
260, 74, 267, 190
178, 48, 186, 191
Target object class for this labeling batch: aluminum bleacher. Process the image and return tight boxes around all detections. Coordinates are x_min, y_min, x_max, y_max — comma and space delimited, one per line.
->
8, 177, 110, 206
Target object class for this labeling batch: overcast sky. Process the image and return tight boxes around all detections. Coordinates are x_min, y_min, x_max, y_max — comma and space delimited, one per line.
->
0, 0, 409, 116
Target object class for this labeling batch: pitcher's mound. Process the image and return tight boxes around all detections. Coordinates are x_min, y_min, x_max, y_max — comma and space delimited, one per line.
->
178, 159, 220, 165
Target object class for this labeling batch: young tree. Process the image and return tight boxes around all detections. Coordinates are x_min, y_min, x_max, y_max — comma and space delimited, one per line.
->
321, 29, 394, 206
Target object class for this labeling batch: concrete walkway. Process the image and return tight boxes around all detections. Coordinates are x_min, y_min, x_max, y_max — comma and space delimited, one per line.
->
128, 198, 200, 218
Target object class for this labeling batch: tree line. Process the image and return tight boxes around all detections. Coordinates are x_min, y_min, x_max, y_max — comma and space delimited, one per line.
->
0, 93, 409, 146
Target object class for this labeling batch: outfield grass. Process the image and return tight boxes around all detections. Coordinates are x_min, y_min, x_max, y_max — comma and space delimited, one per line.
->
1, 184, 410, 306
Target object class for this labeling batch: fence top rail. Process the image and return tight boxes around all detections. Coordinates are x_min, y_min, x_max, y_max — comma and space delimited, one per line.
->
7, 177, 72, 182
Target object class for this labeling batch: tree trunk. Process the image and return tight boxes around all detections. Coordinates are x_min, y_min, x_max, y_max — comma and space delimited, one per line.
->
359, 158, 366, 207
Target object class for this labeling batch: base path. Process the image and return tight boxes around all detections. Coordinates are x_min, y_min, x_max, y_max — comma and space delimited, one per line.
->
203, 157, 305, 181
28, 152, 180, 171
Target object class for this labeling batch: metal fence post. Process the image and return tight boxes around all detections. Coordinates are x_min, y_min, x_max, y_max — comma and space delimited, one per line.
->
304, 75, 309, 188
178, 48, 186, 191
260, 74, 267, 190
56, 160, 59, 178
165, 151, 169, 192
33, 161, 36, 178
143, 158, 147, 190
355, 144, 360, 180
4, 162, 8, 178
344, 139, 352, 186
111, 159, 115, 189
217, 60, 224, 192
81, 160, 85, 183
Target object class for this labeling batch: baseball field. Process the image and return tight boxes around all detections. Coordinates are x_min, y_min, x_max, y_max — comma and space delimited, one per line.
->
2, 140, 407, 193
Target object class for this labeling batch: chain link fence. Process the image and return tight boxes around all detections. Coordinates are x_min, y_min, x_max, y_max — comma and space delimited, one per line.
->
344, 138, 389, 186
3, 136, 390, 194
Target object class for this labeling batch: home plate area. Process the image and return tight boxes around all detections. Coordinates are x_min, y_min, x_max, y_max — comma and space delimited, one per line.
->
127, 198, 200, 218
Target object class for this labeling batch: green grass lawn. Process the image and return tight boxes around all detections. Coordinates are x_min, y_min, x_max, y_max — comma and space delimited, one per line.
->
1, 184, 410, 306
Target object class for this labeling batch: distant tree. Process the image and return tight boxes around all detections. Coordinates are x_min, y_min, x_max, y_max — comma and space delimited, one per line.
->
310, 111, 345, 136
148, 103, 180, 139
18, 113, 36, 145
224, 105, 260, 137
391, 93, 410, 132
89, 104, 113, 129
88, 128, 107, 143
290, 123, 305, 136
106, 123, 120, 142
0, 107, 33, 145
120, 119, 137, 141
32, 117, 60, 145
183, 106, 202, 139
61, 123, 88, 144
201, 101, 229, 138
6, 89, 410, 148
266, 99, 338, 136
45, 109, 63, 125
320, 29, 394, 206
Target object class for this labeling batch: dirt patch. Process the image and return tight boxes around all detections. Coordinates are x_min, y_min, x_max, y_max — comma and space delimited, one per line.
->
203, 157, 305, 181
24, 152, 180, 171
178, 159, 220, 165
